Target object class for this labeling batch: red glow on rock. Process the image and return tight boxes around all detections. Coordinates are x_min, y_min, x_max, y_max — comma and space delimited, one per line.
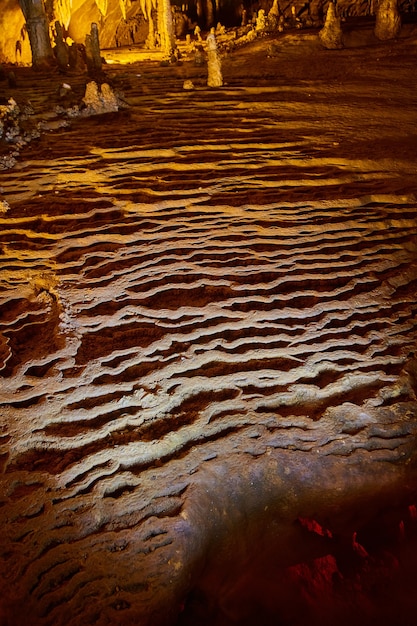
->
409, 504, 417, 521
399, 520, 405, 540
352, 532, 369, 558
288, 554, 340, 602
298, 516, 333, 538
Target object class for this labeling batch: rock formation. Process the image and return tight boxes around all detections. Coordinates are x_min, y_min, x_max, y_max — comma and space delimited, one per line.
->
374, 0, 401, 40
55, 0, 73, 28
18, 0, 55, 67
53, 20, 70, 71
256, 8, 266, 31
2, 14, 417, 626
206, 27, 223, 87
267, 0, 280, 30
158, 0, 176, 56
85, 22, 102, 75
319, 2, 344, 49
0, 0, 415, 66
82, 80, 120, 113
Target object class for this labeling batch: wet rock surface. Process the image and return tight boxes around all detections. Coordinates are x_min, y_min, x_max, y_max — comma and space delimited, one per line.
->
1, 19, 417, 626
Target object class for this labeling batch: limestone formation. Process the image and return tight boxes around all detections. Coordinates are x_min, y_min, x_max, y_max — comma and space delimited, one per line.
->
256, 8, 266, 31
0, 98, 20, 141
2, 0, 410, 67
194, 44, 205, 65
55, 0, 73, 29
68, 41, 86, 71
0, 198, 10, 212
2, 15, 417, 626
95, 0, 108, 16
142, 0, 157, 49
85, 22, 102, 75
119, 0, 128, 20
53, 20, 69, 71
18, 0, 55, 68
267, 0, 280, 30
82, 81, 119, 114
206, 27, 223, 87
158, 0, 176, 56
319, 2, 344, 49
374, 0, 401, 40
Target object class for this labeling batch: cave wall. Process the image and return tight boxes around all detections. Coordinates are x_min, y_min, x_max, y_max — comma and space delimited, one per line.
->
0, 0, 149, 65
68, 0, 149, 51
0, 0, 32, 65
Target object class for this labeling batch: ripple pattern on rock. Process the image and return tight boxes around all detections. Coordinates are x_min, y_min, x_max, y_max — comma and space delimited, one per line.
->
1, 51, 417, 626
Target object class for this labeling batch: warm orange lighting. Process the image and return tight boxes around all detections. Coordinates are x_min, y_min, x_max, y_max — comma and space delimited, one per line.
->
102, 47, 166, 64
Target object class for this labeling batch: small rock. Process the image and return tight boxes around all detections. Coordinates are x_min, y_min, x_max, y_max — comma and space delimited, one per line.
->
58, 83, 72, 98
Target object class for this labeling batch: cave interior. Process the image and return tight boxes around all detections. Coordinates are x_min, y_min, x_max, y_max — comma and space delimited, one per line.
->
1, 0, 417, 625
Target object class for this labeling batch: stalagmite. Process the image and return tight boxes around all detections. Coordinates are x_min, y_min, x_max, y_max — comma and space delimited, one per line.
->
18, 0, 55, 68
158, 0, 176, 56
194, 44, 205, 65
319, 2, 344, 49
85, 22, 102, 75
268, 0, 280, 30
82, 81, 119, 114
194, 25, 202, 41
206, 27, 223, 87
141, 0, 157, 48
68, 41, 85, 71
374, 0, 401, 40
53, 21, 69, 70
256, 9, 266, 31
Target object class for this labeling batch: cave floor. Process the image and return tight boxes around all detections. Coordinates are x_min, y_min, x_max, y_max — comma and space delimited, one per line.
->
1, 18, 417, 626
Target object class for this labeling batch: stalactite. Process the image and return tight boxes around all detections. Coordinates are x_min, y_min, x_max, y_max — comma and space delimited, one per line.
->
140, 0, 152, 21
119, 0, 130, 20
94, 0, 108, 17
54, 0, 72, 29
